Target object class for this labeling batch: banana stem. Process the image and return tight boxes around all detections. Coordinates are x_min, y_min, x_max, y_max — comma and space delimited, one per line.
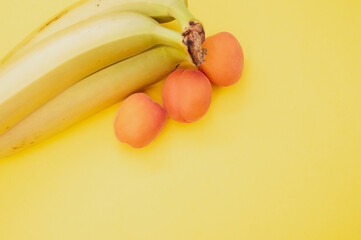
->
156, 25, 203, 67
164, 0, 207, 66
171, 4, 196, 31
181, 21, 207, 66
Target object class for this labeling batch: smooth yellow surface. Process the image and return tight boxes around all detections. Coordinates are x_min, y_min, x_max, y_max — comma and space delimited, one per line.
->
0, 0, 360, 239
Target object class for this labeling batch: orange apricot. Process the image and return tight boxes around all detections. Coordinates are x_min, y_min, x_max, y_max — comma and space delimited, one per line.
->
113, 93, 166, 148
199, 32, 244, 87
162, 69, 212, 123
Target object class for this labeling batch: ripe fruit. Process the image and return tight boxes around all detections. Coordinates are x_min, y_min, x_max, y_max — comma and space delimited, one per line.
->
199, 32, 244, 87
0, 0, 208, 156
162, 69, 212, 123
114, 93, 167, 148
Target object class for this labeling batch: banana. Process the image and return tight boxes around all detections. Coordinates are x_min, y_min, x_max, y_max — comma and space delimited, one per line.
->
0, 45, 187, 159
0, 12, 190, 135
2, 0, 197, 64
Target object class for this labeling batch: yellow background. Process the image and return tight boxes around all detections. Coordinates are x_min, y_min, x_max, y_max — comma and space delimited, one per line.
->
0, 0, 361, 239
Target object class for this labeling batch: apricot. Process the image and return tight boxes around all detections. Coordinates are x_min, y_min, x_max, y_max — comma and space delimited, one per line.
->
199, 32, 244, 87
162, 69, 212, 123
113, 93, 166, 148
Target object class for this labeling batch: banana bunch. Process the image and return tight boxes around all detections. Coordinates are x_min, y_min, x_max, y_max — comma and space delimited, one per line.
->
0, 0, 206, 158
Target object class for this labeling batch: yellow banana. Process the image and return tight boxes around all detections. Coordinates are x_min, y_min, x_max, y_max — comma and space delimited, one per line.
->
0, 12, 190, 135
0, 45, 187, 159
2, 0, 198, 64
